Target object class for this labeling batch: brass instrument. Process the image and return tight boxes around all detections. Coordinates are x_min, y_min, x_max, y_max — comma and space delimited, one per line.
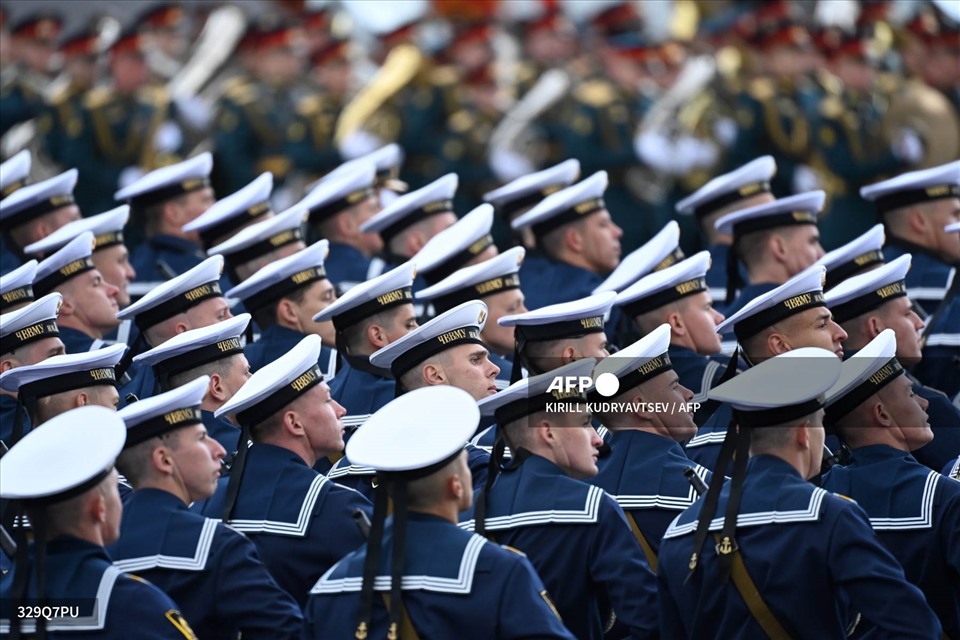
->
883, 79, 960, 168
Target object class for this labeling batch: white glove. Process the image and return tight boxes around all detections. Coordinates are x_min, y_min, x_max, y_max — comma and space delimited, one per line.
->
792, 164, 821, 193
635, 131, 676, 173
173, 95, 212, 131
153, 122, 183, 154
892, 128, 924, 165
713, 117, 738, 148
338, 130, 384, 160
118, 166, 146, 190
489, 148, 536, 182
675, 135, 719, 172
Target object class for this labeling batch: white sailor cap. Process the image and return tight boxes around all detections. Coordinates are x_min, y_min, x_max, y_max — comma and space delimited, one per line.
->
0, 406, 125, 502
33, 231, 97, 297
346, 0, 428, 36
314, 261, 416, 331
616, 251, 711, 317
118, 255, 225, 331
225, 241, 329, 311
825, 254, 911, 324
133, 313, 250, 378
314, 144, 404, 193
591, 323, 673, 395
717, 265, 827, 341
298, 161, 376, 225
477, 358, 595, 421
947, 222, 960, 233
118, 376, 209, 447
413, 204, 496, 285
347, 386, 478, 474
359, 173, 457, 242
708, 347, 841, 427
0, 260, 38, 308
512, 170, 608, 237
24, 205, 130, 257
0, 168, 77, 228
594, 220, 684, 294
114, 152, 213, 208
182, 172, 273, 250
370, 300, 488, 377
0, 292, 61, 354
215, 334, 324, 427
824, 328, 903, 426
207, 206, 306, 269
499, 291, 615, 343
0, 342, 125, 396
0, 149, 31, 199
714, 190, 826, 238
417, 246, 524, 314
816, 224, 885, 291
860, 160, 960, 215
483, 159, 581, 220
676, 156, 776, 218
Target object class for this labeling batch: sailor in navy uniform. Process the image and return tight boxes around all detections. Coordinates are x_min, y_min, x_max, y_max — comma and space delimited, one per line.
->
191, 334, 372, 607
675, 156, 777, 305
0, 150, 31, 201
0, 168, 81, 276
482, 159, 581, 251
0, 407, 198, 639
130, 314, 252, 456
181, 172, 276, 256
825, 255, 960, 473
114, 153, 214, 285
815, 223, 887, 292
511, 171, 623, 314
117, 256, 233, 405
945, 456, 960, 480
861, 161, 960, 400
821, 329, 960, 637
461, 358, 659, 640
207, 206, 307, 287
0, 293, 65, 445
418, 246, 528, 391
303, 386, 575, 640
25, 205, 138, 336
685, 266, 847, 469
658, 349, 942, 639
294, 159, 383, 292
226, 241, 338, 378
316, 262, 419, 436
714, 190, 827, 317
359, 173, 460, 286
110, 377, 302, 639
588, 324, 709, 569
31, 232, 121, 353
0, 259, 38, 313
615, 252, 726, 417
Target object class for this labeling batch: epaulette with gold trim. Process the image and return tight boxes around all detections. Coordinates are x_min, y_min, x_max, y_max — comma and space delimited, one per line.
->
448, 108, 476, 133
573, 79, 617, 108
296, 94, 324, 116
499, 544, 528, 557
137, 85, 170, 106
819, 95, 844, 120
83, 86, 115, 109
223, 79, 258, 105
429, 65, 459, 87
831, 492, 858, 504
747, 77, 776, 102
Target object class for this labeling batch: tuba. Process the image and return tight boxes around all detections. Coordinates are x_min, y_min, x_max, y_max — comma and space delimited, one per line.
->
883, 78, 960, 168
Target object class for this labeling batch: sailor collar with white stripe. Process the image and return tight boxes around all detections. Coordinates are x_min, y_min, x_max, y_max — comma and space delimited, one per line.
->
861, 160, 960, 215
594, 221, 684, 294
511, 170, 608, 239
225, 241, 329, 312
714, 190, 825, 238
114, 152, 213, 210
615, 251, 710, 318
417, 246, 525, 314
0, 259, 38, 309
118, 375, 208, 447
297, 160, 376, 225
0, 342, 125, 398
815, 224, 885, 291
0, 149, 31, 198
0, 168, 77, 229
676, 155, 776, 219
207, 206, 306, 270
25, 205, 130, 257
823, 329, 904, 426
483, 158, 580, 221
360, 173, 457, 244
133, 314, 250, 382
183, 172, 274, 250
32, 231, 97, 297
412, 204, 497, 285
824, 255, 910, 325
117, 256, 225, 331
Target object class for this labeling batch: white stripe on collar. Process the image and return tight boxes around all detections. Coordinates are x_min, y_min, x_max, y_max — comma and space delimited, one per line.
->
662, 487, 828, 539
868, 471, 940, 530
924, 333, 960, 347
114, 518, 218, 572
949, 457, 960, 481
685, 430, 728, 448
327, 459, 376, 478
224, 474, 329, 536
310, 534, 487, 596
695, 360, 722, 402
460, 485, 605, 531
0, 566, 121, 632
612, 465, 709, 511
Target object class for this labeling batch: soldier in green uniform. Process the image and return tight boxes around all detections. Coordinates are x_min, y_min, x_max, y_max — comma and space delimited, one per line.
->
0, 12, 61, 136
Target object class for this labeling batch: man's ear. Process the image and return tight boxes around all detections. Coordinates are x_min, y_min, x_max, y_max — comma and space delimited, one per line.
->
367, 323, 389, 349
422, 362, 446, 386
151, 442, 175, 476
174, 320, 191, 335
865, 315, 884, 340
667, 310, 686, 337
276, 299, 300, 329
769, 233, 788, 264
908, 207, 928, 236
565, 226, 583, 253
872, 399, 893, 427
208, 372, 226, 403
75, 391, 90, 407
282, 408, 305, 437
89, 490, 108, 524
560, 344, 578, 365
58, 294, 76, 318
767, 331, 791, 356
795, 421, 810, 449
0, 357, 17, 374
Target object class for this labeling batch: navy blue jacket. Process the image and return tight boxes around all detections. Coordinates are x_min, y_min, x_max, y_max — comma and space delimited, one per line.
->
202, 409, 240, 457
129, 235, 206, 284
324, 242, 375, 292
245, 324, 337, 379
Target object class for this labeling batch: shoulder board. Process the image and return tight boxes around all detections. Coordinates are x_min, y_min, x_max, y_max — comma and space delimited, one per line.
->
831, 492, 858, 504
499, 544, 527, 557
296, 94, 323, 116
138, 85, 170, 104
448, 108, 476, 133
48, 84, 77, 105
748, 78, 776, 101
429, 65, 459, 86
820, 95, 844, 119
573, 80, 617, 108
224, 80, 257, 103
83, 87, 114, 109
